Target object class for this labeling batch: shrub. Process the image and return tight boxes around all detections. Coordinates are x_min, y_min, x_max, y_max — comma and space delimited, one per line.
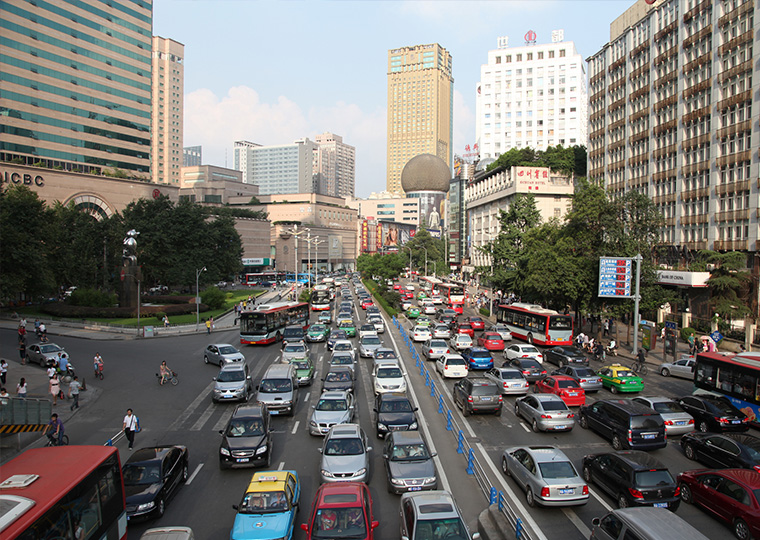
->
154, 311, 166, 322
680, 327, 696, 342
299, 289, 312, 303
479, 307, 490, 317
42, 302, 208, 318
68, 288, 117, 308
200, 287, 226, 310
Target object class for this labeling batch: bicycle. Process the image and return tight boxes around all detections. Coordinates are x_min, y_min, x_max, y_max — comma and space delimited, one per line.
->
45, 433, 69, 446
156, 370, 179, 386
94, 363, 104, 380
631, 361, 648, 376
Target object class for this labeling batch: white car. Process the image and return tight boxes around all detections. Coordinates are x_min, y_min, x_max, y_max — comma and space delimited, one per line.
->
358, 324, 378, 339
431, 295, 443, 305
401, 300, 412, 311
367, 315, 385, 334
331, 340, 356, 360
436, 354, 469, 378
505, 344, 543, 363
423, 339, 450, 361
412, 326, 432, 342
373, 361, 407, 394
451, 334, 473, 351
487, 323, 513, 341
432, 324, 451, 339
422, 302, 437, 315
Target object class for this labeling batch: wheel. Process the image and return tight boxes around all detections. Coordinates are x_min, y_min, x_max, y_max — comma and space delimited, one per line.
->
684, 443, 697, 460
514, 404, 520, 416
40, 357, 46, 367
204, 355, 210, 364
527, 334, 534, 344
526, 489, 535, 507
734, 519, 751, 540
639, 365, 648, 376
610, 385, 618, 394
171, 377, 178, 386
583, 466, 592, 483
579, 414, 588, 429
612, 434, 624, 450
680, 483, 692, 503
463, 405, 471, 417
156, 497, 165, 517
181, 462, 189, 482
660, 368, 670, 377
495, 406, 502, 417
532, 419, 540, 433
61, 435, 69, 446
617, 493, 629, 509
699, 421, 709, 433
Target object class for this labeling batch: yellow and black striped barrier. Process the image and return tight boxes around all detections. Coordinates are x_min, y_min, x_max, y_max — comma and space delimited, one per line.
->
0, 424, 48, 434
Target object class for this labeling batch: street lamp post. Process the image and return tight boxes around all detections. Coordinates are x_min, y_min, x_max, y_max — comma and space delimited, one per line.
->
431, 261, 437, 276
421, 247, 429, 277
196, 266, 206, 330
287, 225, 309, 291
403, 245, 412, 278
312, 238, 323, 284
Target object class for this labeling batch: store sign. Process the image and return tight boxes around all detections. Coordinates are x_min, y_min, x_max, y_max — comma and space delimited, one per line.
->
242, 258, 271, 266
361, 221, 368, 251
657, 270, 709, 288
1, 170, 45, 187
514, 166, 550, 190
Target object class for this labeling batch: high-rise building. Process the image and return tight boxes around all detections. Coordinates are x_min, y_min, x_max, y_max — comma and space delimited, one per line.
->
183, 146, 202, 167
152, 36, 184, 185
587, 0, 757, 252
476, 32, 588, 161
315, 132, 356, 198
0, 0, 152, 175
386, 44, 454, 194
233, 139, 318, 195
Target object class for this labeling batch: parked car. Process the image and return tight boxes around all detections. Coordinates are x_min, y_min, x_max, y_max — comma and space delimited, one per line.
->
453, 378, 502, 416
321, 366, 355, 394
382, 431, 438, 494
451, 333, 473, 351
514, 394, 575, 432
319, 424, 372, 483
487, 323, 512, 341
219, 404, 272, 469
309, 391, 356, 436
550, 365, 603, 393
477, 332, 506, 351
542, 346, 588, 367
631, 396, 694, 436
300, 482, 378, 540
534, 375, 586, 407
204, 343, 245, 366
212, 363, 253, 403
597, 364, 644, 394
231, 470, 300, 540
505, 344, 543, 363
484, 367, 529, 395
680, 432, 760, 470
423, 339, 451, 361
677, 395, 750, 433
399, 491, 479, 540
504, 358, 547, 383
590, 507, 710, 540
659, 355, 696, 379
462, 347, 494, 370
578, 399, 666, 451
436, 354, 469, 379
123, 445, 189, 520
373, 392, 418, 439
501, 446, 588, 507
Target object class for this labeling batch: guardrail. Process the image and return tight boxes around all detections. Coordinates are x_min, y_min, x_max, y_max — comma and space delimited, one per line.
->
392, 315, 533, 540
104, 430, 124, 446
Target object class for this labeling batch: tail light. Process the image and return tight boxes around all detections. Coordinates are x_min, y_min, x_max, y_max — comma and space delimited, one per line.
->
717, 417, 730, 424
541, 487, 550, 498
467, 396, 473, 403
541, 370, 547, 375
664, 420, 673, 426
429, 349, 433, 354
522, 370, 530, 375
568, 413, 575, 418
503, 382, 509, 388
580, 379, 588, 383
674, 486, 681, 497
498, 395, 503, 402
444, 365, 448, 370
540, 414, 553, 419
582, 485, 589, 495
628, 429, 633, 444
688, 419, 694, 425
628, 488, 644, 499
521, 355, 530, 358
447, 349, 450, 354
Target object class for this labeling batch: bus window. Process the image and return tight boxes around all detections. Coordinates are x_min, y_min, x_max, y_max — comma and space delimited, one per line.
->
696, 363, 717, 387
736, 372, 756, 399
717, 366, 742, 393
549, 316, 572, 330
536, 317, 545, 333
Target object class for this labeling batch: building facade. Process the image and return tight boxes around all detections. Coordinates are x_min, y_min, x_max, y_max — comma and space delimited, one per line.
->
587, 0, 758, 252
151, 36, 184, 185
233, 139, 318, 195
314, 132, 356, 198
178, 165, 258, 205
183, 146, 202, 167
0, 0, 152, 176
346, 195, 420, 225
386, 44, 454, 194
476, 32, 588, 161
448, 162, 475, 267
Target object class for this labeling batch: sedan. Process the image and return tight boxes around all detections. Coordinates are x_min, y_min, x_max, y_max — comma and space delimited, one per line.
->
450, 334, 473, 351
204, 343, 245, 366
399, 491, 476, 540
321, 366, 355, 394
466, 316, 486, 331
329, 352, 357, 379
659, 355, 696, 379
306, 324, 330, 343
412, 326, 431, 343
382, 431, 438, 494
680, 432, 760, 470
454, 323, 474, 338
487, 323, 512, 341
231, 470, 300, 540
358, 335, 383, 358
360, 298, 375, 310
401, 300, 413, 311
505, 358, 547, 383
477, 332, 506, 351
301, 482, 378, 540
327, 330, 349, 350
550, 365, 603, 393
435, 354, 469, 379
631, 396, 695, 436
123, 445, 189, 520
505, 344, 543, 363
501, 446, 588, 507
373, 392, 418, 439
484, 367, 529, 395
422, 339, 450, 361
26, 342, 68, 367
358, 324, 378, 339
534, 376, 586, 407
282, 342, 309, 363
677, 395, 750, 433
319, 424, 372, 483
542, 346, 588, 367
432, 325, 451, 339
597, 364, 644, 394
332, 340, 356, 361
514, 394, 575, 432
407, 307, 421, 319
309, 391, 356, 436
462, 347, 494, 370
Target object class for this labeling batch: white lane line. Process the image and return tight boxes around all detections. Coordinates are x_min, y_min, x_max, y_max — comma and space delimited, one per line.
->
278, 461, 285, 470
186, 463, 204, 485
319, 355, 324, 364
520, 422, 531, 433
303, 392, 310, 402
589, 487, 613, 511
212, 407, 235, 432
561, 508, 591, 538
190, 401, 216, 431
292, 421, 300, 434
169, 381, 215, 430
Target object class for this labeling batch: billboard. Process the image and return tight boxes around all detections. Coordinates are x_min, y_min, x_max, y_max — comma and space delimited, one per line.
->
379, 221, 417, 248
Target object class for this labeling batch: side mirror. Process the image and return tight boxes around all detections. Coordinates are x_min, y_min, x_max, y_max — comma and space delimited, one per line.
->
367, 446, 373, 452
218, 430, 224, 435
413, 407, 419, 412
373, 408, 378, 412
311, 405, 316, 409
371, 521, 380, 530
383, 453, 389, 459
349, 405, 355, 410
318, 448, 322, 453
212, 378, 217, 381
591, 518, 600, 526
472, 534, 481, 540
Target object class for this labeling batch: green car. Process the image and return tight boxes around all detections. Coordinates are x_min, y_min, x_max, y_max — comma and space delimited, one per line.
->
417, 291, 428, 300
407, 307, 421, 319
416, 316, 432, 328
306, 323, 330, 342
597, 364, 644, 393
337, 319, 357, 337
291, 357, 315, 386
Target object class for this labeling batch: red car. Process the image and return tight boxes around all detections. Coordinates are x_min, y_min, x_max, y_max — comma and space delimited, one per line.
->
467, 316, 486, 330
677, 468, 760, 540
534, 375, 586, 406
477, 332, 505, 351
404, 291, 414, 300
360, 299, 374, 310
393, 283, 402, 291
301, 482, 379, 540
455, 322, 474, 338
450, 303, 464, 315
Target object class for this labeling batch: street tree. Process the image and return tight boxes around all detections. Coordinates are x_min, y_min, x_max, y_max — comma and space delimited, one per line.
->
701, 250, 752, 321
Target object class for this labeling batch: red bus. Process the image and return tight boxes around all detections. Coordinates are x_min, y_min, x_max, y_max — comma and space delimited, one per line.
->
239, 302, 309, 345
0, 446, 126, 539
496, 302, 574, 346
438, 283, 465, 314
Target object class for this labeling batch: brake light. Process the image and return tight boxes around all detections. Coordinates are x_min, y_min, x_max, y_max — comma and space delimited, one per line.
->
522, 370, 530, 375
674, 486, 680, 497
541, 487, 550, 498
521, 355, 530, 358
664, 420, 673, 426
541, 370, 547, 375
503, 382, 509, 387
753, 465, 760, 474
582, 485, 589, 495
429, 349, 434, 354
444, 365, 448, 370
568, 413, 575, 418
688, 419, 694, 425
447, 349, 450, 354
580, 379, 588, 383
628, 429, 633, 443
717, 417, 730, 424
467, 396, 473, 403
540, 414, 553, 419
498, 395, 503, 402
628, 488, 644, 499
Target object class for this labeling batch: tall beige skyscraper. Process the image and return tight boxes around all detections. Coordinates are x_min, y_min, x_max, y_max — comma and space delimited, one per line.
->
315, 132, 356, 198
151, 36, 184, 185
387, 44, 454, 194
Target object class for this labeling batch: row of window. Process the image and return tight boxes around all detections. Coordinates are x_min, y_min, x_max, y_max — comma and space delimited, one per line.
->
493, 49, 568, 64
0, 142, 147, 171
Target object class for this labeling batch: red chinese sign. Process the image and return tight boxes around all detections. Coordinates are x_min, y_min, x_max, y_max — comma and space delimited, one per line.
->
514, 166, 550, 190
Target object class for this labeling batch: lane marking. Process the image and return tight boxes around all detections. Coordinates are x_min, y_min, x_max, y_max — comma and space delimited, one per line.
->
186, 463, 204, 485
212, 407, 235, 432
589, 487, 613, 511
278, 461, 285, 470
561, 508, 591, 538
190, 401, 216, 431
303, 392, 310, 402
292, 420, 300, 434
520, 422, 531, 433
169, 380, 215, 430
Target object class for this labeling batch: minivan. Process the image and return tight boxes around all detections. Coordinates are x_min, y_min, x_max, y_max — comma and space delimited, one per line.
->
579, 399, 666, 451
255, 364, 298, 416
212, 363, 252, 403
590, 507, 710, 540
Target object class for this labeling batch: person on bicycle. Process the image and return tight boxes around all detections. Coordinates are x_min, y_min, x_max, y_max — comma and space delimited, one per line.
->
637, 348, 646, 366
94, 353, 104, 375
159, 360, 172, 385
47, 413, 64, 446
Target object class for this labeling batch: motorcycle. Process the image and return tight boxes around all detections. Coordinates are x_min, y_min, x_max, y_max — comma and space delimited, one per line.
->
36, 327, 49, 342
605, 344, 618, 356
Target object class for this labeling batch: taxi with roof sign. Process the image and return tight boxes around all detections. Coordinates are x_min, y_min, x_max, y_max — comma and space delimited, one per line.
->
231, 470, 300, 540
596, 363, 644, 394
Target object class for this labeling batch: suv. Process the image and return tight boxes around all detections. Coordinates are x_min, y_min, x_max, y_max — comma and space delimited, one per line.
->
255, 364, 298, 416
578, 399, 666, 451
281, 325, 305, 345
319, 424, 372, 483
452, 378, 502, 416
212, 363, 252, 403
581, 451, 680, 510
382, 431, 438, 494
219, 404, 272, 469
373, 392, 418, 439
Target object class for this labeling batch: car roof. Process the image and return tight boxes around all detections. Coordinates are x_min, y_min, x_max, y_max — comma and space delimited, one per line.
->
209, 343, 235, 348
403, 490, 458, 518
315, 482, 365, 508
219, 363, 247, 372
635, 396, 674, 404
550, 375, 576, 382
389, 431, 425, 445
245, 470, 294, 493
327, 423, 362, 438
232, 404, 266, 418
534, 393, 565, 402
467, 378, 497, 387
519, 446, 571, 462
708, 468, 760, 487
320, 390, 351, 400
612, 450, 667, 470
126, 446, 181, 465
496, 367, 522, 374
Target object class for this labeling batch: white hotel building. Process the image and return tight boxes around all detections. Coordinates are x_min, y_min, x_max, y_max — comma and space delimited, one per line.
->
476, 32, 588, 160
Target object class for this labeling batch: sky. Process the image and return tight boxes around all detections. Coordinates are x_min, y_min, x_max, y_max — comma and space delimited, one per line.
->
154, 0, 633, 198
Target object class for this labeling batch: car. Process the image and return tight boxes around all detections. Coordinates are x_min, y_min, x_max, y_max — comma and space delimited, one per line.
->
367, 316, 385, 334
359, 335, 383, 358
412, 326, 431, 342
476, 332, 505, 351
454, 322, 474, 338
439, 314, 457, 327
542, 346, 588, 367
659, 354, 696, 379
212, 363, 253, 403
453, 378, 502, 416
504, 344, 543, 363
534, 375, 586, 407
330, 351, 357, 379
361, 298, 375, 310
319, 424, 372, 483
382, 431, 438, 494
436, 308, 458, 320
230, 470, 300, 540
505, 358, 547, 383
466, 316, 485, 331
680, 432, 760, 470
451, 333, 473, 351
374, 348, 398, 361
26, 342, 68, 367
422, 302, 437, 315
501, 446, 588, 507
462, 347, 494, 370
204, 343, 245, 365
430, 295, 443, 305
416, 316, 432, 328
393, 283, 402, 291
550, 365, 603, 393
219, 404, 272, 469
432, 324, 451, 339
514, 394, 575, 432
677, 395, 750, 433
321, 366, 355, 394
487, 323, 512, 341
281, 325, 306, 345
403, 291, 414, 300
318, 311, 333, 325
578, 399, 666, 451
339, 302, 354, 313
423, 339, 450, 361
337, 319, 357, 338
309, 391, 356, 436
401, 300, 413, 311
407, 307, 421, 319
281, 341, 310, 364
373, 361, 406, 395
122, 445, 189, 520
416, 291, 428, 301
406, 283, 416, 291
327, 329, 349, 350
374, 392, 418, 439
484, 367, 529, 395
300, 482, 378, 540
306, 324, 330, 343
581, 451, 679, 510
597, 364, 645, 394
399, 490, 480, 540
139, 527, 194, 540
436, 354, 469, 379
631, 396, 694, 436
292, 357, 315, 387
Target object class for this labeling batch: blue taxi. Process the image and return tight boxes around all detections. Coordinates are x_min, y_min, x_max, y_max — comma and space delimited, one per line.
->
231, 470, 300, 540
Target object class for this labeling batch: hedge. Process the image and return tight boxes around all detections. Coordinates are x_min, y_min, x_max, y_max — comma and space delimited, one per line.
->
362, 279, 398, 317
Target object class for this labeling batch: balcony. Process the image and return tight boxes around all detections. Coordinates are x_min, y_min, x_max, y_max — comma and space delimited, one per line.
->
716, 179, 750, 195
680, 214, 709, 225
653, 168, 676, 182
682, 52, 712, 74
590, 109, 606, 123
630, 84, 650, 101
682, 105, 710, 124
653, 70, 677, 89
608, 159, 626, 171
684, 0, 712, 23
654, 94, 678, 111
629, 64, 650, 81
715, 209, 750, 222
628, 153, 650, 166
608, 97, 626, 112
681, 160, 711, 176
653, 144, 677, 159
718, 59, 752, 83
630, 175, 650, 188
630, 39, 651, 59
653, 192, 677, 205
589, 166, 605, 178
590, 71, 605, 86
683, 78, 712, 99
683, 24, 713, 49
631, 130, 650, 143
630, 107, 650, 122
608, 56, 626, 73
609, 78, 627, 93
719, 0, 754, 27
715, 150, 751, 168
664, 217, 677, 227
655, 20, 678, 41
607, 180, 626, 193
609, 117, 627, 131
682, 133, 711, 151
654, 47, 677, 66
589, 148, 605, 160
590, 88, 606, 103
716, 120, 751, 139
653, 119, 677, 135
681, 186, 711, 200
714, 240, 748, 251
716, 89, 751, 110
718, 30, 753, 55
609, 139, 626, 151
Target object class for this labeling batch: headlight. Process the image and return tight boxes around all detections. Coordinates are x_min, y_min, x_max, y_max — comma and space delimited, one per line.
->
136, 502, 155, 511
309, 421, 318, 428
424, 477, 437, 484
377, 423, 388, 431
220, 447, 230, 456
321, 469, 334, 478
391, 478, 405, 486
256, 446, 268, 455
355, 468, 366, 476
409, 422, 418, 430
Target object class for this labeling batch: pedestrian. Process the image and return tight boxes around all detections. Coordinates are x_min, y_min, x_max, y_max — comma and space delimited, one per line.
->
123, 408, 137, 450
69, 376, 81, 410
205, 318, 211, 334
47, 363, 57, 379
16, 378, 27, 398
688, 332, 696, 355
17, 325, 26, 343
163, 315, 169, 328
0, 387, 8, 406
603, 319, 610, 337
210, 315, 214, 330
49, 373, 60, 405
0, 358, 7, 385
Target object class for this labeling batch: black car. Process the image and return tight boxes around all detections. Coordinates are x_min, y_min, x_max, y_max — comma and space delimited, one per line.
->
581, 451, 680, 510
578, 399, 667, 451
382, 431, 438, 494
321, 366, 355, 393
453, 378, 502, 416
504, 358, 547, 383
676, 395, 750, 433
542, 346, 589, 367
123, 445, 189, 520
680, 432, 760, 470
219, 404, 272, 469
374, 392, 419, 439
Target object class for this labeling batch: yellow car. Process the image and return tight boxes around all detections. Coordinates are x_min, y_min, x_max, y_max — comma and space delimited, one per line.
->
597, 363, 644, 394
231, 470, 300, 540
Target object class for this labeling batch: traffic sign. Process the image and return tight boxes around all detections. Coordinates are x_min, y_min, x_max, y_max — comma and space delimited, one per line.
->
665, 321, 677, 330
710, 331, 723, 343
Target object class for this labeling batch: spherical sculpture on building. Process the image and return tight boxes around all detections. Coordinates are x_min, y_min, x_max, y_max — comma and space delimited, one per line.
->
400, 154, 450, 193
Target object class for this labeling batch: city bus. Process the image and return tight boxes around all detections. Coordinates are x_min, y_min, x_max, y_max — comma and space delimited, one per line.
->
245, 272, 281, 286
438, 282, 465, 314
495, 302, 573, 346
240, 302, 309, 345
419, 276, 443, 295
310, 286, 332, 311
0, 446, 127, 539
694, 351, 760, 427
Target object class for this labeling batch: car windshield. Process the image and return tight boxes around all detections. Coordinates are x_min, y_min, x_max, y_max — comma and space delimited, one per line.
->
472, 385, 498, 396
376, 351, 397, 359
418, 518, 467, 540
331, 331, 347, 340
225, 418, 264, 437
378, 368, 402, 379
447, 358, 466, 366
613, 369, 635, 377
332, 355, 353, 365
326, 371, 352, 382
500, 371, 522, 380
472, 351, 491, 358
284, 344, 306, 353
338, 322, 353, 328
521, 360, 541, 369
538, 461, 577, 479
310, 325, 326, 333
711, 400, 740, 415
431, 340, 447, 348
335, 343, 352, 351
122, 464, 161, 486
652, 401, 685, 414
542, 401, 569, 412
324, 438, 364, 456
317, 399, 348, 411
283, 329, 303, 339
435, 326, 449, 332
380, 400, 413, 413
362, 337, 381, 345
239, 490, 288, 513
259, 379, 292, 393
634, 470, 674, 487
391, 443, 430, 461
313, 507, 366, 538
458, 336, 472, 343
40, 344, 62, 353
292, 361, 310, 370
217, 370, 245, 382
575, 368, 595, 377
218, 346, 239, 355
522, 346, 540, 354
557, 380, 580, 389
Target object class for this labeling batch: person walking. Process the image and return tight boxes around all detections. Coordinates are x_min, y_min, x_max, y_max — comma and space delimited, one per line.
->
69, 376, 81, 410
688, 332, 696, 355
205, 318, 211, 334
123, 408, 138, 450
0, 358, 7, 385
16, 378, 27, 398
49, 373, 60, 405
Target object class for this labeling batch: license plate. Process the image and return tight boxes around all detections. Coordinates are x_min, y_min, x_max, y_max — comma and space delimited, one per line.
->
236, 458, 249, 463
653, 502, 668, 508
270, 410, 280, 415
559, 489, 574, 495
676, 421, 685, 425
554, 425, 567, 430
568, 393, 577, 396
642, 434, 655, 439
732, 420, 741, 424
409, 487, 422, 491
482, 397, 492, 401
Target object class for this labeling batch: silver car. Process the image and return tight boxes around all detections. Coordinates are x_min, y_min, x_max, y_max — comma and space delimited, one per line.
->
501, 446, 588, 507
432, 324, 451, 339
658, 355, 696, 379
319, 424, 372, 483
329, 351, 357, 378
212, 363, 252, 403
332, 340, 356, 360
26, 343, 68, 367
484, 367, 529, 395
309, 391, 356, 436
422, 339, 450, 361
359, 335, 383, 358
514, 394, 576, 432
281, 342, 309, 363
368, 315, 385, 333
488, 323, 513, 341
204, 343, 245, 366
399, 490, 480, 540
550, 365, 604, 393
632, 396, 695, 436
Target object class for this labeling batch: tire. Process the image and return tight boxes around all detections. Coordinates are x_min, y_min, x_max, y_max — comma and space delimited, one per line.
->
660, 368, 670, 377
181, 462, 189, 482
514, 404, 520, 416
204, 355, 210, 364
532, 419, 540, 433
463, 405, 471, 417
684, 443, 697, 461
617, 493, 629, 509
583, 466, 592, 483
612, 434, 623, 450
735, 519, 751, 540
501, 457, 510, 475
62, 435, 69, 446
156, 497, 165, 517
171, 377, 178, 386
495, 406, 502, 417
611, 385, 619, 394
680, 483, 692, 503
527, 334, 534, 344
699, 421, 709, 433
526, 489, 535, 507
579, 414, 588, 429
639, 365, 648, 376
